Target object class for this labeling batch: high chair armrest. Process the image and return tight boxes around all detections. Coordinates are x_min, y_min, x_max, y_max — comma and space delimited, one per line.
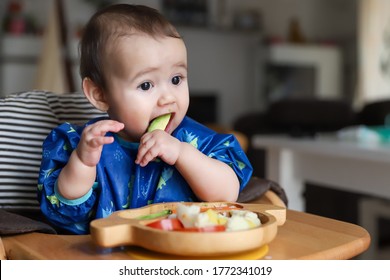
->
237, 177, 288, 208
0, 209, 56, 235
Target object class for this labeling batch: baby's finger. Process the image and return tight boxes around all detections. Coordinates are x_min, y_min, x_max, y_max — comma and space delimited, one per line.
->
88, 135, 115, 148
89, 120, 124, 136
137, 148, 159, 167
136, 138, 157, 165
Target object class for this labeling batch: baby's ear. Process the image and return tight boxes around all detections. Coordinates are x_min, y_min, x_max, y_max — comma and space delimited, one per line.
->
82, 78, 109, 112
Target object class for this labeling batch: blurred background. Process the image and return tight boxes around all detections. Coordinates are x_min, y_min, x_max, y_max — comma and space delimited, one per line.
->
2, 0, 390, 259
0, 0, 359, 126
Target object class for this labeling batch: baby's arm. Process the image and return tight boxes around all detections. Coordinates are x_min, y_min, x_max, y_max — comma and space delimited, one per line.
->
57, 120, 124, 200
175, 142, 240, 202
136, 130, 240, 202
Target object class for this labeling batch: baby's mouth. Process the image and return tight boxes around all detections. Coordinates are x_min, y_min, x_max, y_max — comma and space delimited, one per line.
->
164, 113, 175, 132
147, 113, 174, 132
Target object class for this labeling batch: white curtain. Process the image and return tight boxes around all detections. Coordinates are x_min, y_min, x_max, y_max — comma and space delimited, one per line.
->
356, 0, 390, 108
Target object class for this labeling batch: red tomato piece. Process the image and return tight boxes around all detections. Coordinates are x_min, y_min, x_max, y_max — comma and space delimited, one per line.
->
146, 218, 184, 231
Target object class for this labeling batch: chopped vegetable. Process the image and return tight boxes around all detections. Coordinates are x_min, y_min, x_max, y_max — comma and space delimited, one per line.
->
146, 219, 225, 232
147, 218, 183, 231
137, 209, 172, 220
226, 210, 261, 231
195, 209, 228, 228
143, 204, 261, 232
170, 204, 241, 214
175, 203, 201, 228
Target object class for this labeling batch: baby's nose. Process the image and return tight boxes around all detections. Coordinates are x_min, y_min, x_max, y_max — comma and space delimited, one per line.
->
158, 90, 175, 106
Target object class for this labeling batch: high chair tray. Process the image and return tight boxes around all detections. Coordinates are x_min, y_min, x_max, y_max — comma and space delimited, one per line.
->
90, 202, 286, 257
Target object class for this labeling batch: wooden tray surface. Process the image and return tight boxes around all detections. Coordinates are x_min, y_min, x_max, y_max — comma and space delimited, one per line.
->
90, 202, 286, 257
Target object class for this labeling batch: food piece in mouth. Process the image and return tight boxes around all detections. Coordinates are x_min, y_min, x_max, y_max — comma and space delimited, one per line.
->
147, 113, 171, 132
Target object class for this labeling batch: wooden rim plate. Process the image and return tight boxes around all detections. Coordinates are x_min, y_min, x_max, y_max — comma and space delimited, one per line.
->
90, 202, 286, 257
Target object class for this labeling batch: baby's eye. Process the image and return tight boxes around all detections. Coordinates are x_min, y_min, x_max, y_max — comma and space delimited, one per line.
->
171, 76, 181, 85
138, 82, 152, 91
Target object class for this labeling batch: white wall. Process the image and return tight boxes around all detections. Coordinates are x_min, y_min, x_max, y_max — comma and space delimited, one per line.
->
356, 0, 390, 108
178, 27, 260, 126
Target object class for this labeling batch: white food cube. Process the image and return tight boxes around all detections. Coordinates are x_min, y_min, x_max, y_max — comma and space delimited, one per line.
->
176, 203, 200, 228
226, 210, 261, 231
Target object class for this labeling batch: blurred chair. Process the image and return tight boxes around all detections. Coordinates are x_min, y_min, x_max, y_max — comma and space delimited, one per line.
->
234, 98, 356, 138
357, 100, 390, 126
233, 98, 357, 178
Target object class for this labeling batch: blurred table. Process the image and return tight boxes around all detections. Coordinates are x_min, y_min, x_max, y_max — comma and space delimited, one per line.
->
252, 135, 390, 211
2, 209, 370, 260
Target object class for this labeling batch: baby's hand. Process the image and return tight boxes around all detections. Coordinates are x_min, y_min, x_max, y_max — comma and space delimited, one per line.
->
136, 130, 181, 167
76, 120, 124, 167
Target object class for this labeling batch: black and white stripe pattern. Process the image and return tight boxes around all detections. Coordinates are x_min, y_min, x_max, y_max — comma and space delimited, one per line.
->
0, 91, 107, 211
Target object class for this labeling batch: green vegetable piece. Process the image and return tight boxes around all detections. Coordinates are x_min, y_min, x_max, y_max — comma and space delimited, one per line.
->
147, 113, 171, 132
136, 209, 172, 220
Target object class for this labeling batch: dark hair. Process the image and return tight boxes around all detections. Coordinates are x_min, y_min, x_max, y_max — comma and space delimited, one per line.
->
79, 4, 181, 91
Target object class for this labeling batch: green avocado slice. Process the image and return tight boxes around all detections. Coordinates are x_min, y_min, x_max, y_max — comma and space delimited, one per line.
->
147, 113, 171, 132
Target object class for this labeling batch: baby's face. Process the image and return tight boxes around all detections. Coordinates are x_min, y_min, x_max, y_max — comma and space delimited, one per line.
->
103, 33, 189, 142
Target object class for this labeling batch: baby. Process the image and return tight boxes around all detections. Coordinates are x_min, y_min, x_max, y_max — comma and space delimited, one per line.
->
38, 4, 253, 234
